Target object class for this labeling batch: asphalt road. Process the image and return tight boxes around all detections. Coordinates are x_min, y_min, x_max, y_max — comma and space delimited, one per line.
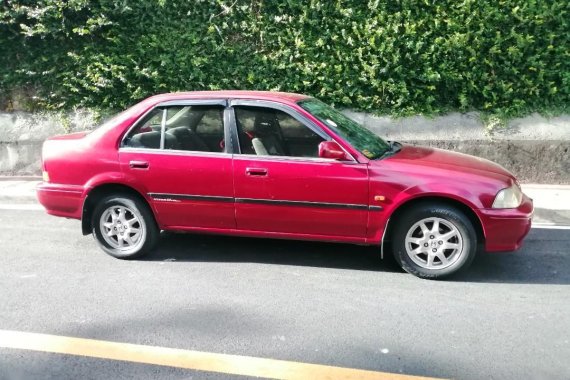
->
0, 208, 569, 379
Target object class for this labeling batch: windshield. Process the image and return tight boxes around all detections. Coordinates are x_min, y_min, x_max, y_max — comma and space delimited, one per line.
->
298, 99, 391, 159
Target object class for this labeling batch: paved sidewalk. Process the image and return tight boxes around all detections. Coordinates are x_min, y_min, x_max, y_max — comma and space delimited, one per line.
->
0, 179, 569, 226
0, 180, 40, 203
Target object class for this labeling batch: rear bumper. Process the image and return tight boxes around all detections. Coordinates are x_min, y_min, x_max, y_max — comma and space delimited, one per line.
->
479, 194, 533, 252
36, 182, 84, 219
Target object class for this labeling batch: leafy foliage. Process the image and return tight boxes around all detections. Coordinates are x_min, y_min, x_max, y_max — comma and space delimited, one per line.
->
1, 0, 568, 117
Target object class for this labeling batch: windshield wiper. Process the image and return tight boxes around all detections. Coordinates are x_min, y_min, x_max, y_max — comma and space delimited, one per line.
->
389, 140, 402, 153
374, 140, 401, 160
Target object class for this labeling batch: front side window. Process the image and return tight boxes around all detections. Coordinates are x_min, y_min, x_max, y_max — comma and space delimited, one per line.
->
298, 99, 390, 159
123, 105, 225, 153
234, 106, 325, 157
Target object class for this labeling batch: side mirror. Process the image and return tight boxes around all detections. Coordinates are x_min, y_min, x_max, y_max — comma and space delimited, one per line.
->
318, 141, 351, 161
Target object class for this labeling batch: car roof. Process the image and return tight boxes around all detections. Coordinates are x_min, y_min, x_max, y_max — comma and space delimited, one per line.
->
145, 91, 311, 105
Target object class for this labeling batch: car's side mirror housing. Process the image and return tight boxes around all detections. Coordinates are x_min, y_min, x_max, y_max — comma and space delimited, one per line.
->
318, 141, 351, 161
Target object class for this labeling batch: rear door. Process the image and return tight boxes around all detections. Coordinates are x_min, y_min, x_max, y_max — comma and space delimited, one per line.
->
230, 100, 369, 239
119, 100, 236, 230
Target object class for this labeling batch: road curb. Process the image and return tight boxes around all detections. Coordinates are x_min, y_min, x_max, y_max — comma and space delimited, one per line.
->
522, 184, 570, 190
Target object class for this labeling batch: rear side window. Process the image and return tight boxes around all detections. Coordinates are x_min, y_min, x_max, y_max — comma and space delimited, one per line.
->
122, 105, 225, 153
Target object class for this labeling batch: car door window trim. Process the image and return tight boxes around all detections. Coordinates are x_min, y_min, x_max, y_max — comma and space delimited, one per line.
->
118, 147, 231, 158
224, 106, 240, 154
159, 108, 167, 150
228, 100, 357, 162
229, 100, 331, 143
120, 99, 228, 149
232, 153, 358, 164
156, 99, 228, 107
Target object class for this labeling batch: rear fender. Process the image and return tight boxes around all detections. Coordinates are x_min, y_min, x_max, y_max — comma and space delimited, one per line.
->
81, 173, 154, 235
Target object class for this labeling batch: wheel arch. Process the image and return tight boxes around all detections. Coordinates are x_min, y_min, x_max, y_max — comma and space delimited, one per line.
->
381, 195, 485, 256
81, 183, 156, 235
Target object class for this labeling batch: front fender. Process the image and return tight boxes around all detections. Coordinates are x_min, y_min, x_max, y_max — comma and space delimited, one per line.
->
367, 181, 487, 244
391, 183, 485, 211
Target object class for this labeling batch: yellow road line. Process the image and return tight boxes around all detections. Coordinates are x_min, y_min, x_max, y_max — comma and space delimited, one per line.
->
0, 329, 440, 380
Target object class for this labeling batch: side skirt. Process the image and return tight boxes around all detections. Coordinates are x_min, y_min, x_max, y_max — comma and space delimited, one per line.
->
161, 225, 376, 246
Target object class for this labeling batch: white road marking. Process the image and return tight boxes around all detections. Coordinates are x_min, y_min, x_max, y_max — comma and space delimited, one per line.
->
18, 274, 37, 279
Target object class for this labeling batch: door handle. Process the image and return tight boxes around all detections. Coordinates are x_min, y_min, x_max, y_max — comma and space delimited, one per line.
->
245, 167, 268, 177
129, 160, 149, 169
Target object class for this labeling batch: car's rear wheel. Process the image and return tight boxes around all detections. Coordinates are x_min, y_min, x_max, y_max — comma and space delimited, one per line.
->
392, 203, 477, 279
92, 194, 159, 259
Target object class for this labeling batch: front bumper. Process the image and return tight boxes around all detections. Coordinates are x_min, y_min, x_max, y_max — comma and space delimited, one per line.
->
479, 193, 534, 252
36, 182, 84, 219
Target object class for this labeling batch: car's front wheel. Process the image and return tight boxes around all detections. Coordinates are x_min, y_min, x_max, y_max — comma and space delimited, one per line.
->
392, 203, 478, 279
92, 194, 159, 259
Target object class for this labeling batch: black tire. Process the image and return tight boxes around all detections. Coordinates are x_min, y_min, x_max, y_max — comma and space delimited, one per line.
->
392, 203, 477, 279
91, 194, 159, 259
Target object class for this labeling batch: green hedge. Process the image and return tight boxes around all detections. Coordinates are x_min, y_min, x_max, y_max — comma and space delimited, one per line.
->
1, 0, 568, 117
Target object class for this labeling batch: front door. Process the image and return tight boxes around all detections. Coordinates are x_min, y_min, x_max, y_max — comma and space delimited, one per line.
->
119, 101, 235, 230
230, 102, 369, 239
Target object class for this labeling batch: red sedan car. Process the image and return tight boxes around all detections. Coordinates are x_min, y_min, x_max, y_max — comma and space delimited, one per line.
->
37, 91, 533, 279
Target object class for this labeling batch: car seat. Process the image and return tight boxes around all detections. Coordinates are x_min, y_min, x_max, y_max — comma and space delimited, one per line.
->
166, 127, 209, 151
252, 112, 287, 156
128, 131, 179, 150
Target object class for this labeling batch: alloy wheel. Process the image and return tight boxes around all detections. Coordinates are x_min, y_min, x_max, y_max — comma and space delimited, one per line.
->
99, 205, 146, 251
404, 217, 464, 270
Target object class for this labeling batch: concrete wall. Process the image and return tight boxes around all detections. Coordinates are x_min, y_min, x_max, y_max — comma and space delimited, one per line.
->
0, 110, 97, 175
1, 110, 569, 183
344, 111, 570, 184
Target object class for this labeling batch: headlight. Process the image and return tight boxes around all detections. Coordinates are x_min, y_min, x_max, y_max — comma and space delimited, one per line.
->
492, 185, 523, 208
